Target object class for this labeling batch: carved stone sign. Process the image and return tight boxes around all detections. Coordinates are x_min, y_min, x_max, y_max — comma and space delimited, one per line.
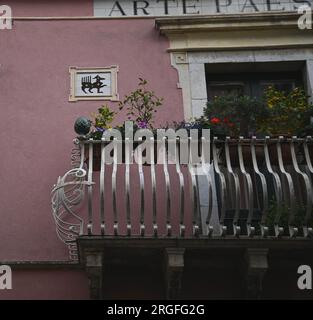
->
69, 66, 119, 102
94, 0, 313, 17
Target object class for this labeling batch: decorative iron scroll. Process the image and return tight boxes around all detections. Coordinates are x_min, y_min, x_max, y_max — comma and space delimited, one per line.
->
51, 141, 94, 260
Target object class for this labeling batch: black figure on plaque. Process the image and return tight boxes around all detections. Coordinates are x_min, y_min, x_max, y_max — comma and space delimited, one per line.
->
81, 75, 106, 94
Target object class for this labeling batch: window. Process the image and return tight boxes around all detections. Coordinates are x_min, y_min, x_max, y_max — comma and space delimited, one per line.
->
205, 61, 305, 100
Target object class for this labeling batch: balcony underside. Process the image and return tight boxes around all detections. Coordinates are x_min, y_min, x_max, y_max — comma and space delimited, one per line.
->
77, 236, 313, 300
78, 235, 313, 253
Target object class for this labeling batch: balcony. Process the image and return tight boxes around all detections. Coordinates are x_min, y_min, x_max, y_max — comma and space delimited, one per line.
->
51, 135, 313, 299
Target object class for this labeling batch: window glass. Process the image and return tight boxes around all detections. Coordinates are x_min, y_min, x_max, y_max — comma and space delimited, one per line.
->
207, 82, 244, 100
205, 66, 303, 100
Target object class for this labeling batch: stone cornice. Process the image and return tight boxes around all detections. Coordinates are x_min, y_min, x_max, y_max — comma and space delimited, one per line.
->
155, 12, 304, 34
155, 12, 313, 52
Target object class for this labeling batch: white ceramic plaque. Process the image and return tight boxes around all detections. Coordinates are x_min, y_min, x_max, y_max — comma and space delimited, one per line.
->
69, 66, 119, 102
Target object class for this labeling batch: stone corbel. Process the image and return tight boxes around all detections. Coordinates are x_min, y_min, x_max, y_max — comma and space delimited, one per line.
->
85, 251, 104, 300
164, 248, 185, 300
244, 248, 269, 299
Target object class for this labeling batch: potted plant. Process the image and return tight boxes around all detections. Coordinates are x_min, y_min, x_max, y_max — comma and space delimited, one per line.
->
202, 94, 267, 166
258, 87, 313, 165
259, 87, 313, 136
204, 94, 267, 137
81, 105, 115, 170
83, 79, 164, 170
118, 78, 163, 130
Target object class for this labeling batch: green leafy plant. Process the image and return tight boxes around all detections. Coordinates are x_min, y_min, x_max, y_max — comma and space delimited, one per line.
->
87, 80, 164, 140
258, 87, 313, 136
203, 94, 266, 137
92, 105, 115, 129
118, 78, 163, 129
161, 117, 212, 139
90, 105, 116, 140
297, 123, 313, 138
266, 198, 313, 234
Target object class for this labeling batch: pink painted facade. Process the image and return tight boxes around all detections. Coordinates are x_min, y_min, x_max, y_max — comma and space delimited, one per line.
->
5, 0, 93, 17
2, 1, 313, 301
0, 269, 89, 300
0, 1, 183, 299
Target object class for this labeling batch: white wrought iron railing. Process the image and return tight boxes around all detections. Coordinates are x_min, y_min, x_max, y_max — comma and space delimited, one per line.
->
51, 136, 313, 260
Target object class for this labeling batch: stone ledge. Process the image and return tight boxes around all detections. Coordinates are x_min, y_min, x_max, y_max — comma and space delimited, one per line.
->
0, 261, 81, 270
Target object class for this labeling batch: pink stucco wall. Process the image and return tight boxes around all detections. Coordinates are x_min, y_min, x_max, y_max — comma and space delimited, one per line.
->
6, 0, 93, 17
0, 18, 183, 263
